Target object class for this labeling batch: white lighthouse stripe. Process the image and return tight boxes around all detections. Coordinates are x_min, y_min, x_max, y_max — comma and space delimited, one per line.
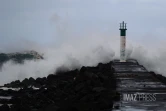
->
120, 36, 126, 62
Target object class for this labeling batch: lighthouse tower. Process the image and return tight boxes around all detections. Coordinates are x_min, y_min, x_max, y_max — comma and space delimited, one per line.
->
119, 21, 127, 62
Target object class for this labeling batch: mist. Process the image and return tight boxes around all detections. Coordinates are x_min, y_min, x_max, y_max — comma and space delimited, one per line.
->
0, 31, 118, 85
0, 0, 166, 85
130, 43, 166, 76
1, 28, 166, 85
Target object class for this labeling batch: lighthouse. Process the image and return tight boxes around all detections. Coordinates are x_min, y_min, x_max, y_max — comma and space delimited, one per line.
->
119, 21, 127, 62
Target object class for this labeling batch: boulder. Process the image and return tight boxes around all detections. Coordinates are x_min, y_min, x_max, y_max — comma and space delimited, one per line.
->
0, 104, 9, 111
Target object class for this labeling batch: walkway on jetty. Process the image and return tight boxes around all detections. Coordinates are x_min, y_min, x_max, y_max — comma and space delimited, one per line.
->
112, 59, 166, 111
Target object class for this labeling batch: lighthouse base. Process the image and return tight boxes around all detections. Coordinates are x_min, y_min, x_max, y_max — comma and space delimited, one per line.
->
120, 60, 126, 62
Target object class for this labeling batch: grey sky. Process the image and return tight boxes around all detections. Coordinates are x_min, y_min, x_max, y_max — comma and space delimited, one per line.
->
0, 0, 166, 51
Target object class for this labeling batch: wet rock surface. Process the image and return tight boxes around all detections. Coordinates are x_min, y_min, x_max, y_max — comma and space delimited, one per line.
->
0, 61, 118, 111
113, 59, 166, 111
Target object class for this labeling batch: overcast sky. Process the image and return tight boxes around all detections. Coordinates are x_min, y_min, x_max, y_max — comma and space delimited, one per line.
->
0, 0, 166, 51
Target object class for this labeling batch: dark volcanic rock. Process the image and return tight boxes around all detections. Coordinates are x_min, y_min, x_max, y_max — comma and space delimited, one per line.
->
0, 61, 117, 111
0, 104, 10, 111
150, 71, 166, 85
